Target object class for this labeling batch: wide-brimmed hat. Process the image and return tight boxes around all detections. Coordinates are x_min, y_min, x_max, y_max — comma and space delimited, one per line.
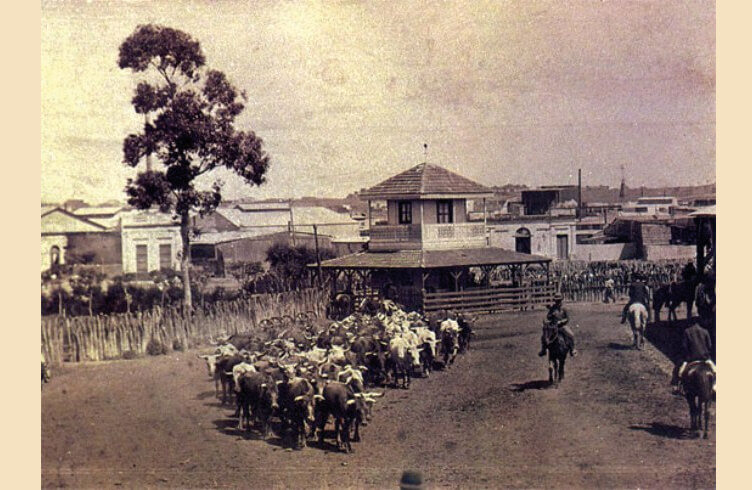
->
553, 293, 563, 301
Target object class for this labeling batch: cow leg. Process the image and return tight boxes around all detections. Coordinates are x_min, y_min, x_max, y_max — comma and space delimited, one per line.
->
548, 361, 554, 384
703, 400, 710, 439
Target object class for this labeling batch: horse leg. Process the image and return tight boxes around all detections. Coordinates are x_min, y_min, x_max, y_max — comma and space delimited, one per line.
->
548, 360, 554, 384
703, 399, 710, 439
559, 357, 565, 382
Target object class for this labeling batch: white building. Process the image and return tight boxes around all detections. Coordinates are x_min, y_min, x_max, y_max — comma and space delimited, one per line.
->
120, 210, 182, 274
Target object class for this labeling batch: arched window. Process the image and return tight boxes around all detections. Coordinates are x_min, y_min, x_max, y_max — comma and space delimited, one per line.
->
515, 228, 531, 254
50, 246, 61, 266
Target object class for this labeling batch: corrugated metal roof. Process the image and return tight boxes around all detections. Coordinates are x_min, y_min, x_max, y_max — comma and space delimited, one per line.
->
316, 247, 550, 269
359, 163, 493, 200
73, 206, 123, 216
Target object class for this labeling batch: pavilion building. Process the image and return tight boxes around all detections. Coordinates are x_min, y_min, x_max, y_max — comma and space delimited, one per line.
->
314, 163, 554, 313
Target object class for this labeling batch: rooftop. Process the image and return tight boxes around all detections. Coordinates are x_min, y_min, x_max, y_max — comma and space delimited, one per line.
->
359, 163, 493, 200
316, 247, 550, 270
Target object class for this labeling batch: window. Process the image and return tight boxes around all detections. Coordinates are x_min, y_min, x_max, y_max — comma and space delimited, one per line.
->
437, 200, 453, 223
398, 201, 412, 224
136, 244, 148, 273
159, 244, 172, 270
556, 235, 569, 260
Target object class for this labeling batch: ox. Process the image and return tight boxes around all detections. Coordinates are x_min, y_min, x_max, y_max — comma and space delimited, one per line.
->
280, 376, 316, 449
387, 336, 421, 389
237, 371, 280, 439
440, 319, 461, 368
312, 382, 369, 453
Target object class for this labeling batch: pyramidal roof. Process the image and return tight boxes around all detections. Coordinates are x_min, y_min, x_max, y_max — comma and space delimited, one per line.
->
359, 163, 493, 200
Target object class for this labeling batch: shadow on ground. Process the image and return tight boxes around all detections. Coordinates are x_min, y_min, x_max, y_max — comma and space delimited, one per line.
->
629, 422, 695, 440
510, 380, 551, 392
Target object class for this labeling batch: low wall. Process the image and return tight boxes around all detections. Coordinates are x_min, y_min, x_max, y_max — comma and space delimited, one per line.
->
572, 243, 638, 261
643, 245, 695, 261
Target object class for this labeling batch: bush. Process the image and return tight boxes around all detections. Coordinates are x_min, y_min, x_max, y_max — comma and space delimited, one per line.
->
172, 338, 185, 352
146, 338, 167, 356
122, 350, 139, 360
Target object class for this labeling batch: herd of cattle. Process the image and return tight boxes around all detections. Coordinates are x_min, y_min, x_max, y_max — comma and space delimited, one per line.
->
197, 300, 474, 452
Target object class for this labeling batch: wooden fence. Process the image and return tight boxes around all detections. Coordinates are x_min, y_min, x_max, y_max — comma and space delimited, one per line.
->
559, 284, 629, 303
424, 284, 556, 314
41, 288, 329, 365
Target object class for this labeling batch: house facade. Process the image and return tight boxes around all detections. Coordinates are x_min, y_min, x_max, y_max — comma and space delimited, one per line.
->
120, 210, 182, 274
41, 207, 120, 272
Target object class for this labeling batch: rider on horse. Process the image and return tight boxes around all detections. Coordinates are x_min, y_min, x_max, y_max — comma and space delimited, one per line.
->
621, 273, 651, 324
539, 293, 577, 358
671, 319, 716, 394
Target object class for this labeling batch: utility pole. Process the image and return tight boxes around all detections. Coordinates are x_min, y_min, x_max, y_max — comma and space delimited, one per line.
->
313, 224, 322, 285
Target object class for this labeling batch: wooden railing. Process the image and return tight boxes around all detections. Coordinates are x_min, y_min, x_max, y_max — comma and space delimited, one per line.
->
423, 283, 556, 314
422, 223, 487, 250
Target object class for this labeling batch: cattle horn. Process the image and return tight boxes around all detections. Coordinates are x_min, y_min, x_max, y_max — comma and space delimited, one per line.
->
294, 395, 306, 402
261, 383, 268, 388
346, 399, 356, 406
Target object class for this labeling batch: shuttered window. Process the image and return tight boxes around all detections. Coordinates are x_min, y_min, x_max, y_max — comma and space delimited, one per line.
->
398, 201, 412, 224
136, 244, 148, 273
437, 200, 453, 223
159, 244, 172, 270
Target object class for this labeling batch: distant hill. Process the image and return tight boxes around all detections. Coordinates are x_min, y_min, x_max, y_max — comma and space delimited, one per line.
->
582, 183, 715, 203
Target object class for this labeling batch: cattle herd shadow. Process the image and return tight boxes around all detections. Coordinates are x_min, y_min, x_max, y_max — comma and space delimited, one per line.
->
209, 402, 356, 452
629, 422, 696, 440
607, 342, 635, 351
510, 379, 552, 392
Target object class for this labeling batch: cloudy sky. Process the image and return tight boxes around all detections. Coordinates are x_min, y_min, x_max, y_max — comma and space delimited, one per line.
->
41, 0, 715, 204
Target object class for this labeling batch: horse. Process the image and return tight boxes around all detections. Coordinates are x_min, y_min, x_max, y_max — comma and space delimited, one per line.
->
627, 302, 648, 350
653, 281, 695, 322
541, 322, 568, 386
681, 361, 714, 439
326, 292, 354, 321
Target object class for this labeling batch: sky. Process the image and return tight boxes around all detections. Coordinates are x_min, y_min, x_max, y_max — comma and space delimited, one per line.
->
41, 0, 715, 204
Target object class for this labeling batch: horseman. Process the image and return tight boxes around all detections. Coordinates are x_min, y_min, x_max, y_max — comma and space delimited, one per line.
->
603, 275, 616, 304
681, 260, 697, 283
671, 319, 716, 394
621, 273, 651, 324
539, 293, 577, 358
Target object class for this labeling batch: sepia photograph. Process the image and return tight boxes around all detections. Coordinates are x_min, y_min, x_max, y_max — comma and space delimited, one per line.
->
41, 1, 716, 487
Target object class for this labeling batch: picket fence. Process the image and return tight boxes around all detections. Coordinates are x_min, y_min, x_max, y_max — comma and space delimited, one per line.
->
41, 288, 328, 365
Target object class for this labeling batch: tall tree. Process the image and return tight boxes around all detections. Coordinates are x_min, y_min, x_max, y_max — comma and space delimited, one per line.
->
118, 24, 269, 309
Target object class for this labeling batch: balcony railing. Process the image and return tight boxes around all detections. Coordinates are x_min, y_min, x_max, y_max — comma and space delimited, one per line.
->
369, 224, 421, 240
369, 222, 488, 250
422, 223, 487, 250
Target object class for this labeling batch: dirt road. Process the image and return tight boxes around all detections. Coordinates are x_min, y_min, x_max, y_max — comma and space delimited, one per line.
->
42, 304, 715, 488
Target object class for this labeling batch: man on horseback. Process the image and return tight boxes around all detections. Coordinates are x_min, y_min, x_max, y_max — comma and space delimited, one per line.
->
671, 320, 716, 394
621, 273, 651, 324
539, 293, 577, 358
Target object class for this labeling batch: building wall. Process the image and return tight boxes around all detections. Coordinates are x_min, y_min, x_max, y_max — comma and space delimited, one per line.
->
488, 219, 578, 260
643, 245, 696, 261
67, 232, 122, 266
121, 226, 182, 274
41, 235, 68, 272
572, 243, 638, 261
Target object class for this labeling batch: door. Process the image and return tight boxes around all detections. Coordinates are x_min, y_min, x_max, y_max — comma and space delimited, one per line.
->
556, 235, 569, 260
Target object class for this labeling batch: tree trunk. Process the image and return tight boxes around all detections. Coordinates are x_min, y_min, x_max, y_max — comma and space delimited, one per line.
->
180, 212, 193, 311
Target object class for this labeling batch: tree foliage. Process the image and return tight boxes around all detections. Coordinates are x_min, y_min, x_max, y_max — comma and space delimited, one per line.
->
118, 24, 270, 307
